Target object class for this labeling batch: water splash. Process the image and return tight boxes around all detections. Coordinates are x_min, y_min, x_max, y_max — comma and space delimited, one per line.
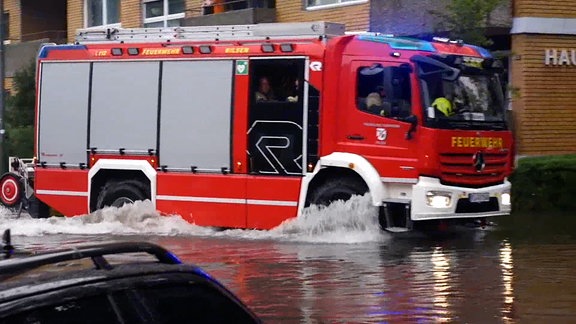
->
0, 201, 210, 237
270, 194, 386, 243
0, 195, 386, 243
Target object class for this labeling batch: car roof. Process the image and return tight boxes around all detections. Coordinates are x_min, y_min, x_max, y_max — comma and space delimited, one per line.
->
0, 241, 216, 303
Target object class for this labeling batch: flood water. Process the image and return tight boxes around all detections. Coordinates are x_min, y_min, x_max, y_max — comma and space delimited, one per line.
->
1, 197, 575, 323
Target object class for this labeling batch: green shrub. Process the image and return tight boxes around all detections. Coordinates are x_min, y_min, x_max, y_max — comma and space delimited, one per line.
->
510, 154, 576, 212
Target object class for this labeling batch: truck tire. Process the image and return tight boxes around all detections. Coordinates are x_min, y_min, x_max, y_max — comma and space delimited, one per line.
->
96, 180, 149, 210
27, 195, 51, 219
308, 177, 368, 207
0, 172, 24, 208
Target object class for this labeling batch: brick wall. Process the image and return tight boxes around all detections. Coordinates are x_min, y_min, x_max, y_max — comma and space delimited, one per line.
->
514, 0, 576, 18
511, 34, 576, 155
276, 1, 370, 32
67, 0, 200, 42
67, 0, 82, 43
120, 0, 142, 28
511, 1, 576, 155
4, 0, 21, 42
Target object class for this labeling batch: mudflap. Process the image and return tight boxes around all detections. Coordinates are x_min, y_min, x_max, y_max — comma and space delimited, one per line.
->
379, 202, 412, 233
26, 195, 51, 219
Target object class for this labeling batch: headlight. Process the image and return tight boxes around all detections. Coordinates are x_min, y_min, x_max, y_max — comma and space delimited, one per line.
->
501, 192, 511, 206
426, 191, 452, 208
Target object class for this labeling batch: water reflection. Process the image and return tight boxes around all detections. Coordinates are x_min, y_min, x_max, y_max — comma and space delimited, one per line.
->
150, 231, 519, 323
431, 247, 452, 322
5, 204, 576, 323
500, 241, 514, 323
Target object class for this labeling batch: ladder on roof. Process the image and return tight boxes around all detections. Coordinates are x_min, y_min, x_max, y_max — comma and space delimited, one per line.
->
75, 21, 346, 44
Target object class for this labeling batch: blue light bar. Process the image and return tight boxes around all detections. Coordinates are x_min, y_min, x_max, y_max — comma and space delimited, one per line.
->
469, 45, 493, 58
38, 45, 87, 59
358, 35, 436, 52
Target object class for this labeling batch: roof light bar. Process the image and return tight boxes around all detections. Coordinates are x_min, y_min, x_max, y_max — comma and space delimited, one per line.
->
182, 46, 194, 54
199, 45, 212, 54
261, 44, 275, 53
111, 48, 123, 56
280, 43, 293, 53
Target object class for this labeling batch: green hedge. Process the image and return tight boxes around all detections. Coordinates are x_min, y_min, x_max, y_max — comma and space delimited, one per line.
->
510, 154, 576, 212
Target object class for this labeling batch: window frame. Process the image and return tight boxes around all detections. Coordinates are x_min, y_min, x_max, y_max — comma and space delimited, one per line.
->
84, 0, 121, 29
142, 0, 186, 28
305, 0, 367, 11
355, 62, 413, 119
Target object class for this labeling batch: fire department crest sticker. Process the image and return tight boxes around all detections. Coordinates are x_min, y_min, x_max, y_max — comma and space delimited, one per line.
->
376, 128, 387, 141
236, 60, 248, 75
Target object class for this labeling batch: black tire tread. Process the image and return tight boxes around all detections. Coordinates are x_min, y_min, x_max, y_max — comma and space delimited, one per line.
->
308, 177, 368, 207
96, 180, 149, 210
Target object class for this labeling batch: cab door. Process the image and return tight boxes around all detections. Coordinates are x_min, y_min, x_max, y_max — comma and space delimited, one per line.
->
339, 59, 421, 180
244, 58, 307, 229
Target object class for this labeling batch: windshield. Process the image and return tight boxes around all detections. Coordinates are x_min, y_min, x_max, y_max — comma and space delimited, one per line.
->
417, 56, 507, 130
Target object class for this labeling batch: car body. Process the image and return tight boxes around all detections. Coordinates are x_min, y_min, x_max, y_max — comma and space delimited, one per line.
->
0, 241, 261, 323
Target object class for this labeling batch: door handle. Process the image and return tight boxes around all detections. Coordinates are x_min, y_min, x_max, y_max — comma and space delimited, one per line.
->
347, 134, 365, 140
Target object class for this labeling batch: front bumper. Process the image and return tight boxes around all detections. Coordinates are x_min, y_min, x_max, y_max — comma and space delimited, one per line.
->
410, 176, 511, 221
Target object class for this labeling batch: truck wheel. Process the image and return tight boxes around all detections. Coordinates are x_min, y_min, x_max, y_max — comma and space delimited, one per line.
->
96, 180, 149, 210
308, 177, 368, 207
27, 195, 51, 218
0, 173, 23, 208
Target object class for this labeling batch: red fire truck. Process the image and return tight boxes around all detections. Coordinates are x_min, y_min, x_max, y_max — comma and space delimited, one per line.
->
0, 22, 513, 231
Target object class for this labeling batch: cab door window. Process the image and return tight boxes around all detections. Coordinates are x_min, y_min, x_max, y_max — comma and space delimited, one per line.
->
356, 64, 412, 118
247, 59, 306, 175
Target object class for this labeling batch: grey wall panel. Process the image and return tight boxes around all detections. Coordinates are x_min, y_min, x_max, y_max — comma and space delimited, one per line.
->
90, 62, 159, 151
160, 60, 233, 170
38, 62, 90, 165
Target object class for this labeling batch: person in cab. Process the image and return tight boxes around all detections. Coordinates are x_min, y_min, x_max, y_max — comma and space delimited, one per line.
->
255, 76, 276, 101
366, 92, 391, 117
432, 96, 454, 117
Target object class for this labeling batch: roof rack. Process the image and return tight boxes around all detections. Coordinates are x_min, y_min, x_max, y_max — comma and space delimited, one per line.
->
75, 21, 346, 44
0, 241, 182, 275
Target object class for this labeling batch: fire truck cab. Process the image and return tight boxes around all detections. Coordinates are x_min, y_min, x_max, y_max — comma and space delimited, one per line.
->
0, 22, 513, 231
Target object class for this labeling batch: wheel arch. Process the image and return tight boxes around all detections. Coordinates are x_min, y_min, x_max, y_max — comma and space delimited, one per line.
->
88, 159, 156, 212
298, 152, 385, 215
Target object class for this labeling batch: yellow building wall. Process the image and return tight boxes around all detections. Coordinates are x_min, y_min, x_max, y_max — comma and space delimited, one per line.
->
512, 0, 576, 155
67, 0, 200, 43
514, 0, 576, 18
4, 0, 21, 42
511, 34, 576, 155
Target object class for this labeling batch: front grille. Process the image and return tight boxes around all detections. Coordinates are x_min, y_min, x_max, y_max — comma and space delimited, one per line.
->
439, 151, 509, 188
455, 197, 499, 213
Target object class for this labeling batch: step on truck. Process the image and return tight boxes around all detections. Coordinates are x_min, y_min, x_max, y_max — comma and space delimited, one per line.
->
0, 22, 513, 231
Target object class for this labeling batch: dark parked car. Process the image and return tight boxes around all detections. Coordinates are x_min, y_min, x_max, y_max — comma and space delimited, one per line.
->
0, 234, 261, 323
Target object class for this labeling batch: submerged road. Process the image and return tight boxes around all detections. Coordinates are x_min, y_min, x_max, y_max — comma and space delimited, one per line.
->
1, 199, 574, 323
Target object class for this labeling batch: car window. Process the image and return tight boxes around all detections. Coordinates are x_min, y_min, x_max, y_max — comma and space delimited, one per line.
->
2, 295, 121, 324
138, 282, 257, 323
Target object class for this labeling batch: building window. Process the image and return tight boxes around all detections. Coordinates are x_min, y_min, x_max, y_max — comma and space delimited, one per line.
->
143, 0, 185, 28
2, 13, 9, 42
85, 0, 120, 28
306, 0, 366, 10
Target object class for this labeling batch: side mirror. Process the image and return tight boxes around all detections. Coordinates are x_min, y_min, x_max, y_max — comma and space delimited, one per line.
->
403, 115, 418, 140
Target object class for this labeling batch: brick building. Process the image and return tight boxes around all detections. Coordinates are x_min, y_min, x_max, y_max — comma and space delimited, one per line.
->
510, 0, 576, 155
